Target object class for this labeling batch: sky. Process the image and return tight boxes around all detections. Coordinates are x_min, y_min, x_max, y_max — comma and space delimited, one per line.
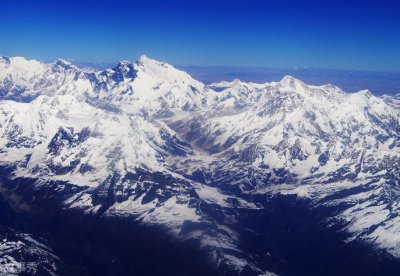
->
0, 0, 400, 71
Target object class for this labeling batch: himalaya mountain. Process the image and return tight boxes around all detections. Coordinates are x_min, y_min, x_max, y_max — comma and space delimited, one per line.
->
0, 55, 399, 275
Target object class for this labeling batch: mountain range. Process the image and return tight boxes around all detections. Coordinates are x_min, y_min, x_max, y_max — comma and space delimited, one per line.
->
0, 55, 399, 275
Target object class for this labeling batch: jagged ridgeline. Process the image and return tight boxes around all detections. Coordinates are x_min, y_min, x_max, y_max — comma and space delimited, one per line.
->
0, 55, 399, 275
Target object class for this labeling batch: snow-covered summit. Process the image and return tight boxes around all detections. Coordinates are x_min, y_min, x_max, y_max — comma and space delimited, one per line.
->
209, 78, 243, 88
53, 58, 78, 70
279, 75, 305, 89
0, 56, 46, 76
135, 54, 204, 87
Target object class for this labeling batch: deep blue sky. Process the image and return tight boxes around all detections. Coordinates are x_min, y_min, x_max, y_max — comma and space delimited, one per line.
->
1, 0, 399, 70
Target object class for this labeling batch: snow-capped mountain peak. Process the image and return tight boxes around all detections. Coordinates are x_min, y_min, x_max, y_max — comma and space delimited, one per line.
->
0, 56, 46, 75
54, 58, 74, 66
137, 54, 151, 63
99, 55, 207, 115
279, 75, 306, 90
53, 58, 79, 72
135, 55, 203, 87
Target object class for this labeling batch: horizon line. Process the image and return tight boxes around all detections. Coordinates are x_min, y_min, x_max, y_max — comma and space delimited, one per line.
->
2, 53, 400, 74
